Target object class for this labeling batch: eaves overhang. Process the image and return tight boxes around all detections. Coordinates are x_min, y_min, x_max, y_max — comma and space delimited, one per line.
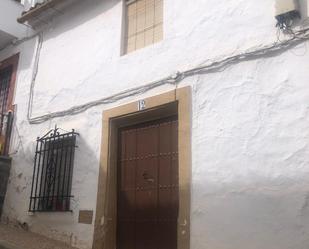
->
17, 0, 72, 25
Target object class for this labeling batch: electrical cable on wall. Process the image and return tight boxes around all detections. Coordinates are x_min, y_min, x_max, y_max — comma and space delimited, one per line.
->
24, 27, 309, 124
27, 32, 43, 122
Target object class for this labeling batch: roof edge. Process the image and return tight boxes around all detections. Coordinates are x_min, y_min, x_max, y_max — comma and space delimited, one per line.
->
17, 0, 64, 24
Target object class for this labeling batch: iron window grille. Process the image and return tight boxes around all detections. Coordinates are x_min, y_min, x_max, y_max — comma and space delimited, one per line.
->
29, 127, 79, 212
0, 66, 14, 156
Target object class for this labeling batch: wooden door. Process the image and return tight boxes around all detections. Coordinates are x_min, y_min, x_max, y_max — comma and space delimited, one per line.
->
117, 116, 179, 249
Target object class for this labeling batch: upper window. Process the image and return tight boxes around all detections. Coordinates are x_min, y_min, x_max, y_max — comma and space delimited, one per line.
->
124, 0, 163, 54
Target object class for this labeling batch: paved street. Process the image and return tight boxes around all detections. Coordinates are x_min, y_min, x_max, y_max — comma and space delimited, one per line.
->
0, 224, 77, 249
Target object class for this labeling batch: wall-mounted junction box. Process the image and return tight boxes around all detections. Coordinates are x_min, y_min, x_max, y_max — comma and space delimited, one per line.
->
275, 0, 301, 27
276, 0, 299, 16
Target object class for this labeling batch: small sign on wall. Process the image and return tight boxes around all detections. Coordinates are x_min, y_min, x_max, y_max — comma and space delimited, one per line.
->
78, 210, 94, 224
138, 100, 146, 111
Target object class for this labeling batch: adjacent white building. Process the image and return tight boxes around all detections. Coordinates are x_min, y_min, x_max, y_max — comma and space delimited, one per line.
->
0, 0, 309, 249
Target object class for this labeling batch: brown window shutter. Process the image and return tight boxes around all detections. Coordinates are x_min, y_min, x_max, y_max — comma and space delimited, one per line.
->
125, 0, 163, 54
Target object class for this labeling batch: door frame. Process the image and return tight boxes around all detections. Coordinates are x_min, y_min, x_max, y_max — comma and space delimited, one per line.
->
93, 86, 192, 249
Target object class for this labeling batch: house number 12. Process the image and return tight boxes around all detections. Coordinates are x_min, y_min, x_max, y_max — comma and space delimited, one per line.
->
138, 100, 146, 111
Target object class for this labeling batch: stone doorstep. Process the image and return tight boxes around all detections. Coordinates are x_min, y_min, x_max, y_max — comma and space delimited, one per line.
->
0, 240, 20, 249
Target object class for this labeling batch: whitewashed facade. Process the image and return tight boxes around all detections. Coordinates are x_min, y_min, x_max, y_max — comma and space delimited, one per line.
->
1, 0, 309, 249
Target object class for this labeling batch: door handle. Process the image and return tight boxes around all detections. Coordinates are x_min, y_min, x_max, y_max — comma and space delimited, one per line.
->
143, 172, 154, 183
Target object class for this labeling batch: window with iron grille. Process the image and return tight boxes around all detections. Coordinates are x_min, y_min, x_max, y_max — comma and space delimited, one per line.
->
0, 66, 14, 156
29, 127, 78, 212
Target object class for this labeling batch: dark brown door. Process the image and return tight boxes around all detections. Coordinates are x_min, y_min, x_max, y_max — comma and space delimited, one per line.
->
117, 116, 179, 249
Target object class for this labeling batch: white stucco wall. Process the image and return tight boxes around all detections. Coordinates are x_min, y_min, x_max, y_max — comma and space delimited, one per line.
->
0, 0, 309, 249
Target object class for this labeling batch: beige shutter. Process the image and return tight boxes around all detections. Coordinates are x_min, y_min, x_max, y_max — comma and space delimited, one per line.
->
125, 0, 163, 54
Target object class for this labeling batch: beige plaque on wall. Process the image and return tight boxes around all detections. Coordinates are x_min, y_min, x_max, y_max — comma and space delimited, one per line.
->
78, 210, 93, 224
